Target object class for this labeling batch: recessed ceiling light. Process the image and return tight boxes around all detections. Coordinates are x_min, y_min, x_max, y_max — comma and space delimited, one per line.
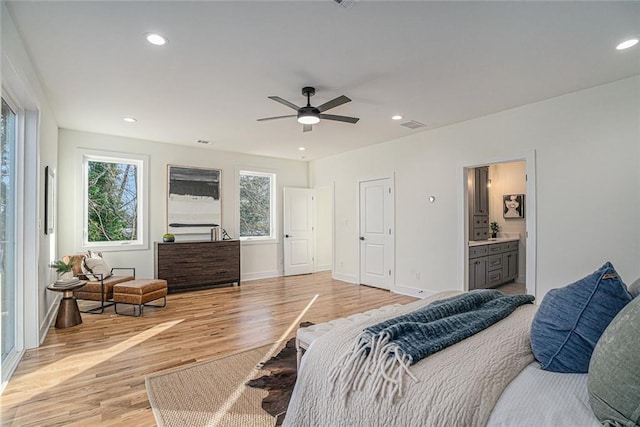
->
616, 38, 638, 50
146, 33, 168, 46
123, 117, 137, 123
392, 115, 403, 121
298, 147, 306, 151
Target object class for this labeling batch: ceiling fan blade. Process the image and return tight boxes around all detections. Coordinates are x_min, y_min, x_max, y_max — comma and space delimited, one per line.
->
303, 124, 312, 132
257, 115, 296, 122
317, 95, 351, 112
268, 96, 300, 111
319, 113, 359, 124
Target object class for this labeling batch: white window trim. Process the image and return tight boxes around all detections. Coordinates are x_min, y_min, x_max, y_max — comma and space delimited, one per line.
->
78, 149, 149, 251
236, 168, 277, 244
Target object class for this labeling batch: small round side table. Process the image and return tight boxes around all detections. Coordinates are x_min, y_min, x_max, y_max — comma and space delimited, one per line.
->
46, 281, 87, 329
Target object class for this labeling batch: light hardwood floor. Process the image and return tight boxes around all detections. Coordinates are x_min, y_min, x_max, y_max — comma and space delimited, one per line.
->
1, 272, 416, 426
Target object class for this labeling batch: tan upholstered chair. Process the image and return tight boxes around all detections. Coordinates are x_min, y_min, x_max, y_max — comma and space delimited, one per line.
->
63, 254, 135, 314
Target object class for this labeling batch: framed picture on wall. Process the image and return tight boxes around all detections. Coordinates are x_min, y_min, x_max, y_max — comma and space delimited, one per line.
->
167, 165, 221, 234
44, 165, 55, 234
503, 194, 525, 219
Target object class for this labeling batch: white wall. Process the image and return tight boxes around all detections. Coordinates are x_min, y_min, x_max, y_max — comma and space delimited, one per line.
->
311, 76, 640, 301
57, 129, 308, 280
488, 162, 526, 283
2, 4, 60, 347
314, 186, 333, 272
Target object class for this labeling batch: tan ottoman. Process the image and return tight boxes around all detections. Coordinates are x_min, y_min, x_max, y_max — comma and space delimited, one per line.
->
113, 279, 167, 317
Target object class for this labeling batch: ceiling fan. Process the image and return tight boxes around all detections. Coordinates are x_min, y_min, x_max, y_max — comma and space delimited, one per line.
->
257, 86, 359, 132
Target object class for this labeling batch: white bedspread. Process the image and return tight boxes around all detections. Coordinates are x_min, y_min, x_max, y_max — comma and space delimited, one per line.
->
284, 291, 537, 427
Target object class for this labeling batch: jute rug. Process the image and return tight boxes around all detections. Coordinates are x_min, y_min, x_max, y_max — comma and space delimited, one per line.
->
146, 343, 287, 427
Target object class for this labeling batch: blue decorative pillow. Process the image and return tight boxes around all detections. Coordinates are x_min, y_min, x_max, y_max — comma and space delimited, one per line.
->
531, 262, 633, 373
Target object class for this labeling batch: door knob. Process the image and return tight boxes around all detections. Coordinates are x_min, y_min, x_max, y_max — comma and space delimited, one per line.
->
359, 236, 365, 240
285, 234, 291, 238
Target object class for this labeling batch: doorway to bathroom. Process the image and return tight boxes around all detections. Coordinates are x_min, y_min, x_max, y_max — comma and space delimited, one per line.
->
458, 151, 537, 298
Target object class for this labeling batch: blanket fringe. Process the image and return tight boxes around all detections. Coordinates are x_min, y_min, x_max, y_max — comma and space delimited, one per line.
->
329, 331, 417, 402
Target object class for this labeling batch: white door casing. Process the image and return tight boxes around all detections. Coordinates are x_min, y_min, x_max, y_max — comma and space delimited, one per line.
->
283, 187, 315, 276
359, 177, 394, 290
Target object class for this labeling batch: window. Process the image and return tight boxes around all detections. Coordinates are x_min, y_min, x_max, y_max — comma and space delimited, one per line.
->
239, 170, 276, 240
81, 151, 148, 250
1, 97, 18, 368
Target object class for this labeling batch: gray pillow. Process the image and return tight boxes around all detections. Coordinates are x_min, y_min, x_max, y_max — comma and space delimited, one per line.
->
588, 296, 640, 425
629, 277, 640, 297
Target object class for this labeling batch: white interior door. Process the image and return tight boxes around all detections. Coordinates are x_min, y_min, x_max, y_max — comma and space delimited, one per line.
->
283, 187, 315, 276
359, 178, 394, 290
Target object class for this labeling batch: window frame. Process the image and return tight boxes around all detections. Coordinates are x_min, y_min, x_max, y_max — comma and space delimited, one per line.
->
237, 169, 277, 243
79, 149, 149, 251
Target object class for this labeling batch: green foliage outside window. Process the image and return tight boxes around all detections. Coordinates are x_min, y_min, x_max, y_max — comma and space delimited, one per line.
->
239, 173, 271, 238
0, 99, 15, 248
87, 160, 138, 242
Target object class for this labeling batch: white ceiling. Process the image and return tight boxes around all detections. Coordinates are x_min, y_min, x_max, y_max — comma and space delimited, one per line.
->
6, 1, 640, 161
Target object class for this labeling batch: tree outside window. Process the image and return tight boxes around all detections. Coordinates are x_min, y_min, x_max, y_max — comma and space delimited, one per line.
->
87, 161, 137, 241
239, 170, 275, 240
82, 152, 147, 249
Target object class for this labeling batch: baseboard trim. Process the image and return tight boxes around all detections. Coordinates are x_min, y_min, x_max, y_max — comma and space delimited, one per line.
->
241, 270, 282, 282
392, 284, 438, 299
39, 296, 60, 345
332, 272, 357, 284
314, 264, 331, 272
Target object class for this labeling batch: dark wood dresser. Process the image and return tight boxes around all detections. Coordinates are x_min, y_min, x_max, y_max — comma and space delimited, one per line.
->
154, 240, 240, 293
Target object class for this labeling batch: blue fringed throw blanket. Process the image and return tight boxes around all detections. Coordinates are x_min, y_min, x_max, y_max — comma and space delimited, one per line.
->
329, 290, 535, 401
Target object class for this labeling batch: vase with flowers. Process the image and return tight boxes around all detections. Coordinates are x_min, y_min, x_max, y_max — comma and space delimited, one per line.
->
490, 222, 500, 239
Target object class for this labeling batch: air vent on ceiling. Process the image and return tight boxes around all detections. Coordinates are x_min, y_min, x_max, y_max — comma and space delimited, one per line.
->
196, 139, 213, 144
333, 0, 357, 8
400, 120, 426, 129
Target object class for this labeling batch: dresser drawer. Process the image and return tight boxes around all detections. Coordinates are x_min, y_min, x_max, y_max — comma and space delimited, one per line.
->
155, 240, 241, 292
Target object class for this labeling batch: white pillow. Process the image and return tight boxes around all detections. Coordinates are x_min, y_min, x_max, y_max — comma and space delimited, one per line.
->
82, 252, 112, 281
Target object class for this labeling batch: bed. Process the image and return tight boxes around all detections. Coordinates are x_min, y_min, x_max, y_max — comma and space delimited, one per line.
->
283, 291, 601, 427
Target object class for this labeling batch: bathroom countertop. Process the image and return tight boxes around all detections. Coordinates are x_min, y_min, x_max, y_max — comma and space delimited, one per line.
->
468, 237, 520, 247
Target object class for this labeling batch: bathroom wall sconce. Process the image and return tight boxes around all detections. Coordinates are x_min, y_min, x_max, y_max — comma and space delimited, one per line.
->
487, 179, 492, 188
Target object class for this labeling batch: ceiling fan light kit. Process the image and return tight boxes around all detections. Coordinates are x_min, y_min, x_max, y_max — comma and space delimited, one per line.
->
297, 113, 320, 125
258, 86, 359, 132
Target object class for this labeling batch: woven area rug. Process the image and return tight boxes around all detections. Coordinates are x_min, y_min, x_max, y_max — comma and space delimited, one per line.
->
146, 344, 285, 427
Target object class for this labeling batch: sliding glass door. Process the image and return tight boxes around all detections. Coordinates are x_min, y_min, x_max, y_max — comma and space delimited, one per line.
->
1, 96, 19, 382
